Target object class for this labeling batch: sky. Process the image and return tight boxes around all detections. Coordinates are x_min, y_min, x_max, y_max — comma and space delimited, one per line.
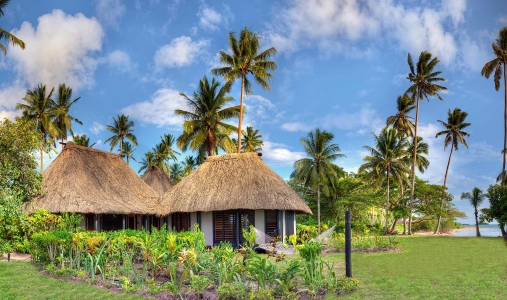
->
0, 0, 506, 223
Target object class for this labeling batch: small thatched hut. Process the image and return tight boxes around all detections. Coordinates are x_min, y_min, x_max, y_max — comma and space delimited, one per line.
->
26, 143, 160, 231
160, 152, 312, 246
142, 166, 174, 229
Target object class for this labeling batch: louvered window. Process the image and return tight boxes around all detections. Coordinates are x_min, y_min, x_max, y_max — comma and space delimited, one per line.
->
172, 213, 191, 232
101, 214, 123, 231
85, 214, 95, 231
265, 210, 278, 242
213, 210, 237, 246
285, 211, 295, 237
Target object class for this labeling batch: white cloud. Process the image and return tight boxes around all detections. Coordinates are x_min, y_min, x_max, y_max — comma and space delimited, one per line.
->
322, 104, 384, 134
0, 109, 20, 120
245, 95, 276, 119
198, 6, 222, 30
281, 122, 313, 132
497, 15, 507, 24
90, 122, 105, 135
262, 140, 305, 166
95, 0, 126, 28
121, 88, 186, 127
0, 82, 25, 118
105, 50, 136, 73
265, 0, 468, 67
154, 36, 209, 69
357, 89, 371, 98
9, 10, 104, 89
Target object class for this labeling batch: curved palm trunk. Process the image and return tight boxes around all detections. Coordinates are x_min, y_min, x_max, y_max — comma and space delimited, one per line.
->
40, 143, 43, 174
237, 74, 245, 153
385, 171, 390, 235
317, 186, 321, 234
503, 65, 507, 185
119, 139, 123, 156
434, 144, 453, 234
408, 89, 421, 235
474, 208, 481, 237
61, 138, 64, 150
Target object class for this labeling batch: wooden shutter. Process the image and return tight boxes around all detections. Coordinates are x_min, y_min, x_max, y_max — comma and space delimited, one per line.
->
85, 214, 95, 231
265, 210, 278, 242
101, 214, 123, 231
285, 210, 295, 236
214, 210, 237, 246
172, 213, 191, 232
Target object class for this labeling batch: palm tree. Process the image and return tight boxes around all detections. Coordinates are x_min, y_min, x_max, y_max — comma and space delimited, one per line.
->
152, 143, 170, 174
53, 84, 82, 150
183, 156, 197, 176
433, 108, 471, 234
159, 134, 180, 175
291, 129, 345, 233
211, 27, 277, 153
70, 134, 96, 147
481, 27, 507, 183
461, 188, 486, 237
16, 84, 59, 173
358, 128, 411, 234
386, 95, 415, 137
406, 51, 447, 234
104, 114, 137, 155
139, 151, 157, 174
242, 126, 263, 152
121, 141, 137, 165
0, 0, 25, 55
407, 137, 430, 173
170, 163, 184, 183
176, 76, 240, 157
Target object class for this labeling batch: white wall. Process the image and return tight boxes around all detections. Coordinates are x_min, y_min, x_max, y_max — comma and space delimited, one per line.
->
201, 212, 213, 246
255, 210, 265, 244
190, 212, 198, 230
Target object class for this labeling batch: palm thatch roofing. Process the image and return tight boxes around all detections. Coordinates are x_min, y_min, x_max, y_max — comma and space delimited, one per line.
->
160, 152, 312, 214
142, 166, 174, 196
26, 143, 160, 215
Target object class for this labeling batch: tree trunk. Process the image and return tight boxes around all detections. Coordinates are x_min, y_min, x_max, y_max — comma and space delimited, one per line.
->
237, 74, 245, 153
434, 143, 453, 234
317, 186, 321, 234
385, 171, 390, 235
503, 64, 507, 185
119, 139, 123, 156
61, 138, 64, 150
408, 89, 421, 235
40, 144, 43, 174
474, 209, 481, 237
403, 217, 407, 235
390, 218, 398, 233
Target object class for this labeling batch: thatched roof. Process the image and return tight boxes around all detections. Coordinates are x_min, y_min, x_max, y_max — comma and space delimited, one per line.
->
142, 166, 174, 196
26, 143, 160, 215
160, 152, 312, 214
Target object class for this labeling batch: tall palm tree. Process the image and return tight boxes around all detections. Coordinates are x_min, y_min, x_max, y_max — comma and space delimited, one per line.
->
182, 156, 197, 176
433, 108, 471, 234
407, 137, 430, 173
0, 0, 25, 55
121, 141, 137, 165
53, 84, 82, 150
481, 27, 507, 183
242, 126, 263, 152
176, 76, 240, 157
386, 95, 415, 137
152, 143, 170, 174
291, 129, 345, 233
70, 134, 95, 147
461, 188, 486, 237
211, 27, 277, 153
406, 51, 447, 234
159, 134, 180, 176
170, 163, 184, 183
15, 84, 59, 173
104, 114, 137, 155
139, 151, 157, 174
358, 128, 411, 234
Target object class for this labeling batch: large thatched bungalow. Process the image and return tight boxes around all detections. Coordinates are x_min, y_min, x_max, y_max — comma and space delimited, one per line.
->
142, 166, 174, 230
26, 143, 160, 231
160, 152, 312, 247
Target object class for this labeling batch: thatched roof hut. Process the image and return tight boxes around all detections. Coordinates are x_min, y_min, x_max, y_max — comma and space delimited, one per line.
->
142, 166, 174, 196
160, 152, 312, 214
26, 143, 160, 215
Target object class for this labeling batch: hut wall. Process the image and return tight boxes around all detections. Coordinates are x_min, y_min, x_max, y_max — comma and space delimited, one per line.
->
201, 212, 213, 246
190, 212, 198, 230
254, 210, 265, 245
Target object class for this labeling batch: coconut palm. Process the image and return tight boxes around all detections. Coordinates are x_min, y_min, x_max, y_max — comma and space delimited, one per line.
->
183, 156, 197, 176
53, 84, 82, 150
481, 27, 507, 183
70, 134, 96, 147
461, 188, 486, 237
386, 95, 415, 137
121, 141, 137, 165
433, 108, 471, 234
152, 143, 170, 174
291, 129, 345, 233
406, 51, 447, 234
358, 128, 411, 234
406, 137, 430, 173
176, 76, 240, 157
15, 84, 59, 173
242, 126, 263, 152
139, 151, 157, 174
104, 114, 137, 155
170, 163, 184, 183
158, 134, 180, 175
0, 0, 25, 55
211, 27, 277, 153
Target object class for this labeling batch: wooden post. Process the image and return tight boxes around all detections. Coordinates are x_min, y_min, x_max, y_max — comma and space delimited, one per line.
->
94, 215, 98, 232
345, 210, 352, 278
122, 215, 126, 230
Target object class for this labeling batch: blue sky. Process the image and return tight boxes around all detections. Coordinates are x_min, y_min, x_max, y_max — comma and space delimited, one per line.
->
0, 0, 506, 223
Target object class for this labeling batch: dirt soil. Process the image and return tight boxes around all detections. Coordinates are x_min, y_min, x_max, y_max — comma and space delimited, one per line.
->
0, 252, 31, 261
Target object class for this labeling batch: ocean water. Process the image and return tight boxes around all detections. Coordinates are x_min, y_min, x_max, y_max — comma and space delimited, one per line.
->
452, 224, 503, 237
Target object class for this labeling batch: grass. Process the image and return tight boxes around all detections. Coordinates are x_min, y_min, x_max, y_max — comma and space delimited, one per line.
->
324, 236, 507, 299
1, 236, 506, 299
0, 262, 143, 300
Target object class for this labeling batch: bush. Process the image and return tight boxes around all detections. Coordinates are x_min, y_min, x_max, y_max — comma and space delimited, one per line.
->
248, 289, 274, 300
337, 276, 359, 294
217, 282, 249, 300
299, 241, 322, 261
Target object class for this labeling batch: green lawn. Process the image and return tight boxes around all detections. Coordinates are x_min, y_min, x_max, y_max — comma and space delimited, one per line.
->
0, 262, 143, 300
1, 236, 506, 299
325, 236, 507, 299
